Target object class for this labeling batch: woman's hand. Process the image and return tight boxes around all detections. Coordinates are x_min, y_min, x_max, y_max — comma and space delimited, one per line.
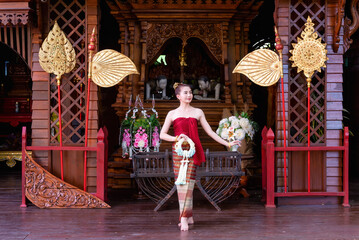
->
178, 134, 189, 141
228, 140, 241, 147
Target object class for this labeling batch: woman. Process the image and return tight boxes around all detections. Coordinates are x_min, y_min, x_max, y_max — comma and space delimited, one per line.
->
160, 83, 241, 231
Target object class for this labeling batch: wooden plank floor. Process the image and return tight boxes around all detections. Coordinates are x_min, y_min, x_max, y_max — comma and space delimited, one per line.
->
1, 165, 359, 240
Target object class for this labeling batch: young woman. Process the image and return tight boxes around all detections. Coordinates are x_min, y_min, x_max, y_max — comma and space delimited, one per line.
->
160, 83, 241, 231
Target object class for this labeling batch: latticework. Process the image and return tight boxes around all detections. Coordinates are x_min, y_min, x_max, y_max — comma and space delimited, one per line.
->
289, 0, 326, 145
49, 0, 87, 144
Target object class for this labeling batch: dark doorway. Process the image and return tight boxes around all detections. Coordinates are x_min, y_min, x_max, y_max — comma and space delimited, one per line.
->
0, 42, 32, 170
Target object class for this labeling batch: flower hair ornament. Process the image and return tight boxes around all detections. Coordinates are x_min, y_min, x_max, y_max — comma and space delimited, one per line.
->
173, 82, 180, 90
174, 137, 196, 185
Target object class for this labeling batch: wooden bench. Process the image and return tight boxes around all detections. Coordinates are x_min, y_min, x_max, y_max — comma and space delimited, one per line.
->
131, 149, 243, 211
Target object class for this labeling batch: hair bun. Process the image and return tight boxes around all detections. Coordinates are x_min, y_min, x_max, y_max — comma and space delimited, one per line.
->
173, 82, 180, 90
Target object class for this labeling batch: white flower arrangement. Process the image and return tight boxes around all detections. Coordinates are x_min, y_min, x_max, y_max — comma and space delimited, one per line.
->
216, 112, 258, 142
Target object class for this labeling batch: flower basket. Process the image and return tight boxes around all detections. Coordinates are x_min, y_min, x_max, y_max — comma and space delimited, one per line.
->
119, 95, 161, 158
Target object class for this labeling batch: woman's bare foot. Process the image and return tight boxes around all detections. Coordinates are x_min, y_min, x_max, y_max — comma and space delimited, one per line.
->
179, 217, 189, 231
187, 217, 194, 225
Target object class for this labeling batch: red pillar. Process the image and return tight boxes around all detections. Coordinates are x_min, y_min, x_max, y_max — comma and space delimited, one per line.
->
265, 128, 276, 208
261, 126, 268, 202
20, 126, 27, 208
103, 126, 108, 202
96, 128, 106, 201
343, 127, 350, 207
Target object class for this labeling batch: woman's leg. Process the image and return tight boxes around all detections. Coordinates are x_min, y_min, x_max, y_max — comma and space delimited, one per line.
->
177, 179, 195, 231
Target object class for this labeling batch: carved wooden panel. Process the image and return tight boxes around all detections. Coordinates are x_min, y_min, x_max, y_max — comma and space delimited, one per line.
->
333, 0, 345, 52
0, 12, 29, 25
146, 23, 223, 64
0, 24, 31, 64
344, 0, 359, 52
25, 151, 110, 208
289, 0, 326, 145
49, 0, 87, 144
129, 0, 241, 9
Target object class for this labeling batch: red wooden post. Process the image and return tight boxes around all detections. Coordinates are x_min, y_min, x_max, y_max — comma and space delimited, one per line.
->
261, 126, 268, 202
307, 88, 311, 193
20, 126, 27, 208
343, 127, 350, 207
265, 128, 276, 208
96, 128, 106, 201
103, 126, 109, 202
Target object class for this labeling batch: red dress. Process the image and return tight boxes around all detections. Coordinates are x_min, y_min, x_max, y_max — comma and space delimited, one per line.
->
172, 117, 205, 219
172, 117, 205, 166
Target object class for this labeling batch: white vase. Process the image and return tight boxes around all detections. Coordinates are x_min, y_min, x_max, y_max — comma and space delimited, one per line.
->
230, 145, 239, 152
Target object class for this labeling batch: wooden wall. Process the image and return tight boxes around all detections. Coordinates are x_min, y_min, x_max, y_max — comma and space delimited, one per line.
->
326, 0, 344, 193
275, 0, 289, 192
275, 0, 344, 196
30, 0, 100, 192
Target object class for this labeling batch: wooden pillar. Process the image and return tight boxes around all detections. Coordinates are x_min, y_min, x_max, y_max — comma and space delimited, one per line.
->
233, 21, 244, 107
86, 0, 100, 193
275, 0, 289, 192
31, 25, 50, 169
222, 22, 231, 104
140, 21, 148, 100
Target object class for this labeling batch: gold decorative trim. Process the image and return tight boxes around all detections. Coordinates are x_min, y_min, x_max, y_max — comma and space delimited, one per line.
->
0, 151, 32, 167
289, 16, 328, 87
24, 151, 110, 208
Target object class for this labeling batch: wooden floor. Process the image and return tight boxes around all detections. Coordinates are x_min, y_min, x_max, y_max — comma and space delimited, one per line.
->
1, 165, 359, 240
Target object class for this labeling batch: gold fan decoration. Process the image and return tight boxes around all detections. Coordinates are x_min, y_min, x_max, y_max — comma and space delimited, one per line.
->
232, 49, 281, 87
91, 49, 139, 88
289, 16, 328, 87
38, 21, 76, 84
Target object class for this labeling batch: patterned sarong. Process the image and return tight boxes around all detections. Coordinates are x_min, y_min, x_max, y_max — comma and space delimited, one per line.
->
177, 180, 195, 218
172, 143, 197, 218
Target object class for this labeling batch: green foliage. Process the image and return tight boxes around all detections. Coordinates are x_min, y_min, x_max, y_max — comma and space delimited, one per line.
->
240, 112, 259, 132
148, 114, 160, 128
132, 117, 150, 133
121, 118, 132, 129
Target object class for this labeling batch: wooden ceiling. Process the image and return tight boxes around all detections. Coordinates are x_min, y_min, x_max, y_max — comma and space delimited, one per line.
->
106, 0, 264, 22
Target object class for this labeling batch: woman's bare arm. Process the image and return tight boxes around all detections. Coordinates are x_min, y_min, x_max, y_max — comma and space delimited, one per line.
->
160, 111, 177, 142
199, 109, 240, 147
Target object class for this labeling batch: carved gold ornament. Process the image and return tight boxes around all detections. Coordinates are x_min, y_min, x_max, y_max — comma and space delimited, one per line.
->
91, 49, 139, 88
232, 49, 281, 87
289, 16, 328, 87
24, 151, 110, 208
39, 21, 76, 85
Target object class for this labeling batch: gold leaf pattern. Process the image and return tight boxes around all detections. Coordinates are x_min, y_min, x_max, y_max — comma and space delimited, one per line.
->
39, 21, 76, 78
232, 49, 281, 87
91, 49, 139, 88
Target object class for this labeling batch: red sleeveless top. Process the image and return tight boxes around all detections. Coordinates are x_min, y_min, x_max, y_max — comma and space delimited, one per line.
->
173, 117, 205, 166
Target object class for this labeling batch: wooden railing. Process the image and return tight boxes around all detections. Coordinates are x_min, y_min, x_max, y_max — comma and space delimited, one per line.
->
21, 126, 108, 207
261, 126, 349, 208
